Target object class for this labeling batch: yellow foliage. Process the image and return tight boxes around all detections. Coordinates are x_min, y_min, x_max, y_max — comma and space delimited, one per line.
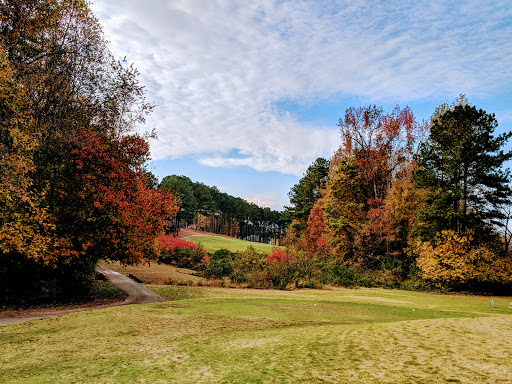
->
0, 49, 55, 263
415, 230, 512, 285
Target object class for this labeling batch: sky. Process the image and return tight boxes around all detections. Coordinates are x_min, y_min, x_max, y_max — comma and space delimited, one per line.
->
90, 0, 512, 210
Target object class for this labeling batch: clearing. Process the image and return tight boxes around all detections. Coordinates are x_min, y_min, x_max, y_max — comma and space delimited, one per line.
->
179, 228, 281, 253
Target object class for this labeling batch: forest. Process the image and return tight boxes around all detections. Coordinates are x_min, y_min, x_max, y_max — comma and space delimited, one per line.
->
155, 98, 512, 294
158, 175, 286, 244
280, 100, 512, 293
1, 0, 512, 307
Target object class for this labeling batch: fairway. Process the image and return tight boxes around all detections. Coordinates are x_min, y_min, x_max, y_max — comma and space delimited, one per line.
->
182, 230, 280, 253
2, 287, 512, 383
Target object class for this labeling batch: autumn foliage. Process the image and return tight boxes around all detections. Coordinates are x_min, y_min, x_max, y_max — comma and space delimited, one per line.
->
267, 249, 290, 263
158, 235, 199, 253
415, 230, 512, 287
0, 0, 178, 304
285, 101, 512, 293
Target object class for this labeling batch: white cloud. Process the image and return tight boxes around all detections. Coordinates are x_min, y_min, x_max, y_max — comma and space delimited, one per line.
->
244, 192, 287, 211
91, 0, 512, 175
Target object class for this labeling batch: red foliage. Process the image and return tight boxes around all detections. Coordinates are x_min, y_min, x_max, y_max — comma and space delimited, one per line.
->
305, 197, 331, 255
57, 130, 179, 264
267, 249, 290, 263
337, 105, 425, 202
158, 235, 198, 253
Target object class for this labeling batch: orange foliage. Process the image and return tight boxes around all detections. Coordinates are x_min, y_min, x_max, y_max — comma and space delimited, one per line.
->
60, 131, 179, 264
305, 196, 331, 255
415, 230, 512, 285
267, 249, 290, 263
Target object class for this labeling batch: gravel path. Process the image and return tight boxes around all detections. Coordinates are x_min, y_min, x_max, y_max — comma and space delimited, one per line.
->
0, 265, 166, 326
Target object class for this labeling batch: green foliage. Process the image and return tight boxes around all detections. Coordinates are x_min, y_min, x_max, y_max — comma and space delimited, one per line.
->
159, 247, 207, 269
202, 249, 235, 279
284, 157, 329, 225
160, 175, 286, 242
414, 104, 512, 239
160, 175, 198, 224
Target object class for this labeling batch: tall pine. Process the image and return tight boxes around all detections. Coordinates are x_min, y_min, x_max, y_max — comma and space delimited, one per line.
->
414, 104, 512, 241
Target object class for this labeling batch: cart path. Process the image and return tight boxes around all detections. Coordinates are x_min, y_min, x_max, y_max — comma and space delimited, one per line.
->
96, 264, 166, 305
0, 265, 166, 326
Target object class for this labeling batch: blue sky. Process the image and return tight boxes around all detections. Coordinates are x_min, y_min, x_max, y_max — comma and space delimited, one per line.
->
91, 0, 512, 210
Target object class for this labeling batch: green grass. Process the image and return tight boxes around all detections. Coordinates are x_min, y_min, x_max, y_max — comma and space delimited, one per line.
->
2, 287, 512, 383
185, 233, 280, 253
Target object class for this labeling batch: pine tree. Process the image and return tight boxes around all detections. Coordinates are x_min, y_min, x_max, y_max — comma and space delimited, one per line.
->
414, 105, 512, 241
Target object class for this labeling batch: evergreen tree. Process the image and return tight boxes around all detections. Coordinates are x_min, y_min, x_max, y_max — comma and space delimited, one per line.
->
160, 175, 198, 224
284, 157, 329, 228
414, 105, 512, 241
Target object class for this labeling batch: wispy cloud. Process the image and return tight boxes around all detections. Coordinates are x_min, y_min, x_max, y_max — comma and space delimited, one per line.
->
91, 0, 512, 175
244, 192, 287, 211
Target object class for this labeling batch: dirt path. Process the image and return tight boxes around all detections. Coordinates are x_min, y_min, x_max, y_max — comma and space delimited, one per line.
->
0, 265, 166, 326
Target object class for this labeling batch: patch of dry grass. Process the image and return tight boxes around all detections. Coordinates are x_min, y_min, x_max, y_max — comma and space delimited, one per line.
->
101, 260, 207, 285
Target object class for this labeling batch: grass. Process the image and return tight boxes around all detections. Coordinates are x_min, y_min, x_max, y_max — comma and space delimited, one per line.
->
1, 286, 512, 383
184, 233, 280, 253
101, 261, 208, 285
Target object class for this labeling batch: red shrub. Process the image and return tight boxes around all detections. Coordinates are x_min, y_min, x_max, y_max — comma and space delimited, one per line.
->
158, 235, 198, 253
267, 249, 290, 263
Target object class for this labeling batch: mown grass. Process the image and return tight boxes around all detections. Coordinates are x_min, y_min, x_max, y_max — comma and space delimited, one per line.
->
1, 287, 511, 383
184, 233, 280, 253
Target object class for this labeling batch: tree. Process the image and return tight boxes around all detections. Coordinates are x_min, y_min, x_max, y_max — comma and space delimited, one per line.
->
337, 105, 421, 202
415, 229, 512, 289
160, 175, 197, 227
414, 104, 512, 240
193, 182, 215, 217
284, 157, 329, 228
0, 49, 53, 263
0, 0, 177, 304
323, 105, 424, 266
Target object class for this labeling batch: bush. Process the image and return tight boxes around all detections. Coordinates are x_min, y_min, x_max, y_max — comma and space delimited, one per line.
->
230, 247, 266, 284
415, 230, 512, 290
319, 263, 357, 286
158, 235, 207, 268
202, 249, 235, 279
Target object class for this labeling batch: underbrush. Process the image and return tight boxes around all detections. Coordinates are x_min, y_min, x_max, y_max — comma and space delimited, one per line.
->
155, 235, 511, 294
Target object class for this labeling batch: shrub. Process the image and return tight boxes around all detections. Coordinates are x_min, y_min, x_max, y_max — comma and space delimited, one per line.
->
202, 249, 235, 279
157, 235, 207, 268
318, 263, 357, 286
230, 247, 266, 284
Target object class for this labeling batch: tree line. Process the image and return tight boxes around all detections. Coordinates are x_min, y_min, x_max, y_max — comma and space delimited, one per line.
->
0, 0, 178, 305
159, 175, 287, 244
284, 97, 512, 293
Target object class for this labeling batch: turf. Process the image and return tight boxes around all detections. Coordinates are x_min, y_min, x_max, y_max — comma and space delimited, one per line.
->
184, 233, 280, 253
1, 287, 511, 383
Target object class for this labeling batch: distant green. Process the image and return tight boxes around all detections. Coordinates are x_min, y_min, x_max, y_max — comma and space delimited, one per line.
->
185, 233, 280, 253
